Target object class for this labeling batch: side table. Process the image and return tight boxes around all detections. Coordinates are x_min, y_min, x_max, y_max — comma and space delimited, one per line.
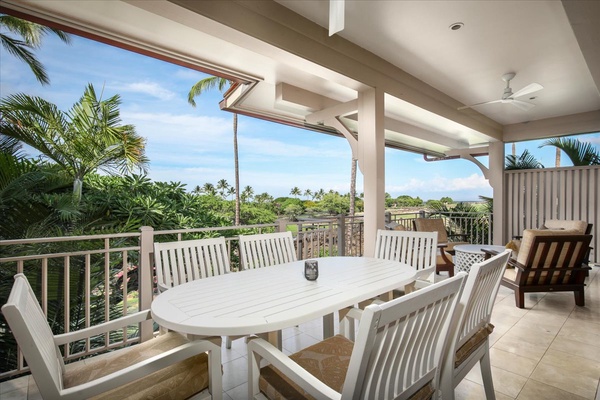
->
453, 244, 506, 273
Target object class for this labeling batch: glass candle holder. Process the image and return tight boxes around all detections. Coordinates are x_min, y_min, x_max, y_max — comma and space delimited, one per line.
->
304, 260, 319, 281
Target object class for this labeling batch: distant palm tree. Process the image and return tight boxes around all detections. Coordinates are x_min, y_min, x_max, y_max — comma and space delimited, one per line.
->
188, 76, 241, 224
315, 188, 326, 200
303, 188, 312, 200
216, 179, 229, 199
202, 182, 217, 196
540, 137, 600, 166
241, 185, 254, 202
0, 84, 148, 201
290, 187, 301, 198
505, 150, 544, 170
0, 15, 71, 85
349, 158, 357, 216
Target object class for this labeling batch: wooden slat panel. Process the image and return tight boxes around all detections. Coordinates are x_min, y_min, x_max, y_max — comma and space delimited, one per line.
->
505, 166, 599, 264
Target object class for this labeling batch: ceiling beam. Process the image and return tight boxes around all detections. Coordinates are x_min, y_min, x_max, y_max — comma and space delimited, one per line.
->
503, 110, 600, 142
168, 0, 503, 139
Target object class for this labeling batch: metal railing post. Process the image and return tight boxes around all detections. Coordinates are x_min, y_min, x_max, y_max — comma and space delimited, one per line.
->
139, 226, 154, 341
337, 215, 346, 256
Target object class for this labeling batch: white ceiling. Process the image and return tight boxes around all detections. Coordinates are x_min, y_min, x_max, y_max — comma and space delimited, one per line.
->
1, 0, 599, 158
276, 0, 600, 126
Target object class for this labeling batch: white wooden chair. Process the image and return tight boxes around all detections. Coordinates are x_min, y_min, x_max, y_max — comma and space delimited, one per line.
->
154, 237, 235, 348
238, 231, 296, 270
440, 250, 511, 400
2, 273, 222, 400
339, 229, 439, 341
374, 228, 437, 290
248, 272, 467, 400
154, 237, 231, 293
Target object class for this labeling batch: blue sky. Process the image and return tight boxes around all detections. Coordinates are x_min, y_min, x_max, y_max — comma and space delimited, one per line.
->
1, 33, 599, 201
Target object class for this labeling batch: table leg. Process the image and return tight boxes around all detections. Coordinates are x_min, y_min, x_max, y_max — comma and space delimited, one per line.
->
263, 331, 282, 350
322, 313, 334, 339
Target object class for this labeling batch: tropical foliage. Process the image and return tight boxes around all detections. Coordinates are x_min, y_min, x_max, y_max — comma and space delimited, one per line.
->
540, 137, 600, 166
0, 14, 71, 85
0, 84, 149, 201
505, 149, 544, 170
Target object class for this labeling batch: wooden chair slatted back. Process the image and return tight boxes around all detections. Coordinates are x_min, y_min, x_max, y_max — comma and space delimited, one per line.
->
239, 231, 296, 270
342, 273, 466, 399
375, 229, 437, 277
154, 237, 230, 292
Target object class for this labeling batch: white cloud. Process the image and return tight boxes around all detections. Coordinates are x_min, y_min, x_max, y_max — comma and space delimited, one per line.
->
119, 81, 176, 100
387, 173, 489, 194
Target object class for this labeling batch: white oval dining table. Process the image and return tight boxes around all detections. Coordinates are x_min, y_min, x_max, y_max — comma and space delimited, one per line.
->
151, 256, 417, 343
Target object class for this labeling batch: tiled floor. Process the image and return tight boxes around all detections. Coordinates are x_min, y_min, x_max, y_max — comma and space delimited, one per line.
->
2, 266, 599, 400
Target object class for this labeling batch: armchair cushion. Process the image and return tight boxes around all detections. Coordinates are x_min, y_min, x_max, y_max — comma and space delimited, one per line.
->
516, 229, 580, 266
542, 219, 588, 233
64, 332, 209, 400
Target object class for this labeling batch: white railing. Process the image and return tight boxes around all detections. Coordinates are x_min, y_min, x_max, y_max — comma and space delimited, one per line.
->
0, 216, 362, 379
0, 212, 494, 379
388, 211, 493, 245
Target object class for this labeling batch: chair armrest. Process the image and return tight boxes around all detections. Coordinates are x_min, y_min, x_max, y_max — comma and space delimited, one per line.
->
247, 337, 339, 400
60, 338, 221, 400
54, 310, 152, 345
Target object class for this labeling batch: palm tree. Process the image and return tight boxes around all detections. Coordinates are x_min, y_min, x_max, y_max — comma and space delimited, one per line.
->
505, 150, 544, 170
540, 137, 600, 166
315, 188, 326, 201
290, 187, 301, 198
241, 185, 254, 203
0, 84, 148, 201
349, 158, 357, 216
0, 15, 71, 85
202, 182, 217, 196
216, 179, 230, 199
303, 189, 312, 200
188, 76, 241, 225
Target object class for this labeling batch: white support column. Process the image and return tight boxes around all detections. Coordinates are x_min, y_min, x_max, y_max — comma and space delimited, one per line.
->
488, 141, 505, 245
358, 88, 385, 256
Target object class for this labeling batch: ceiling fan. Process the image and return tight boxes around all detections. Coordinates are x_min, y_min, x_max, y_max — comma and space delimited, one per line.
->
458, 72, 543, 111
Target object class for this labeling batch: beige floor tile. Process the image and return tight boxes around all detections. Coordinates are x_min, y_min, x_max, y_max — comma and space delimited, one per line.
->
282, 332, 320, 354
530, 349, 600, 399
492, 332, 549, 361
516, 379, 588, 400
550, 336, 600, 362
507, 321, 561, 344
465, 365, 528, 398
559, 318, 600, 343
0, 376, 29, 395
569, 307, 600, 324
454, 378, 515, 400
520, 307, 570, 327
493, 301, 530, 319
490, 348, 539, 377
222, 355, 248, 392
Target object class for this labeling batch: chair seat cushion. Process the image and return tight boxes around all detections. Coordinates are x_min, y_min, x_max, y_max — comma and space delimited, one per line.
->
454, 323, 494, 368
259, 334, 353, 399
63, 332, 209, 400
259, 334, 435, 400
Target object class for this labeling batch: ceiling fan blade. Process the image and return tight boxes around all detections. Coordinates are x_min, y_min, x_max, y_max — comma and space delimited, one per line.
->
457, 99, 502, 110
329, 0, 345, 36
512, 83, 543, 98
510, 99, 536, 111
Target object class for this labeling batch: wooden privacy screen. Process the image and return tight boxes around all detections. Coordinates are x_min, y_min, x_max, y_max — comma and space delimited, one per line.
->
505, 165, 599, 264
